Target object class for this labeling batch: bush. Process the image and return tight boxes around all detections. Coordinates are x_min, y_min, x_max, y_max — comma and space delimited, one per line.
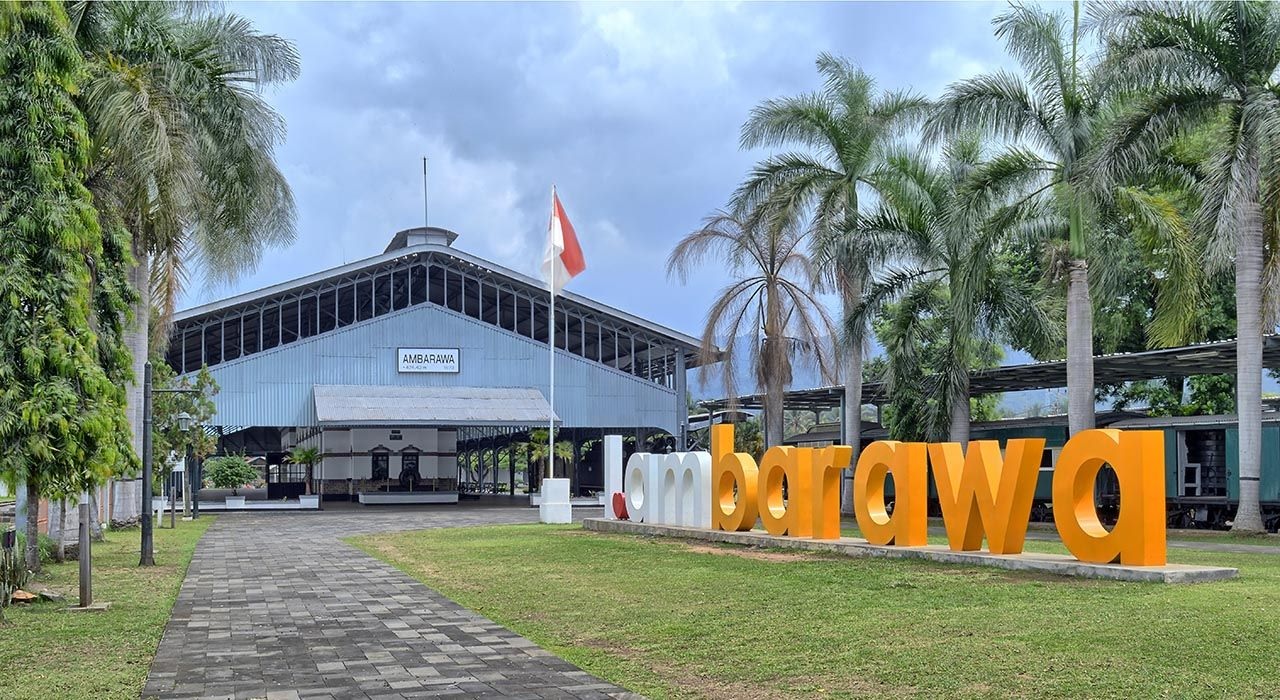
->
1, 531, 32, 612
203, 455, 259, 495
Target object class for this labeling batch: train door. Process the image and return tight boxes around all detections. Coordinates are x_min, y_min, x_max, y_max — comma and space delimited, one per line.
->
1177, 429, 1228, 497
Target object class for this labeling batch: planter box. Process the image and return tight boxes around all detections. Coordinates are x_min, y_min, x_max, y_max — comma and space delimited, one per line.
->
299, 495, 320, 508
225, 495, 246, 508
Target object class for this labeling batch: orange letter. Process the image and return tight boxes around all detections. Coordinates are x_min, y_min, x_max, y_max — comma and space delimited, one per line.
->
810, 445, 852, 539
927, 439, 1045, 554
710, 424, 759, 532
757, 446, 813, 537
1053, 429, 1166, 566
854, 441, 928, 546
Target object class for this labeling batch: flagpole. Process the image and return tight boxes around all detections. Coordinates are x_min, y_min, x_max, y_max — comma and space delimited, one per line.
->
548, 186, 556, 485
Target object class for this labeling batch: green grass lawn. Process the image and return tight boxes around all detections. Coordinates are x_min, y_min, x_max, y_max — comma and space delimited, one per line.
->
353, 525, 1280, 699
0, 517, 212, 700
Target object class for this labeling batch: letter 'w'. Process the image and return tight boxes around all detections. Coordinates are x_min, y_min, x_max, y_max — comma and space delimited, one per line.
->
927, 439, 1045, 554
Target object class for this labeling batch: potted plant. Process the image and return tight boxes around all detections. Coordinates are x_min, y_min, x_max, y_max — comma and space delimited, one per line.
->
287, 446, 322, 508
204, 455, 258, 508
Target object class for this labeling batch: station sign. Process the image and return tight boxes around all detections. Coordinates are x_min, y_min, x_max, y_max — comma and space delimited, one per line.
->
396, 347, 460, 373
611, 426, 1167, 566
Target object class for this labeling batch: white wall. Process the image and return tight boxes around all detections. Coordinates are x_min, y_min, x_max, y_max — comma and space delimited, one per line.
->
298, 427, 458, 480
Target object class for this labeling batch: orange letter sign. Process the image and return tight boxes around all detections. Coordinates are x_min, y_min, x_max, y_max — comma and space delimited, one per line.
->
810, 445, 853, 539
758, 446, 812, 536
710, 424, 759, 532
927, 439, 1045, 554
1053, 429, 1166, 566
854, 441, 928, 546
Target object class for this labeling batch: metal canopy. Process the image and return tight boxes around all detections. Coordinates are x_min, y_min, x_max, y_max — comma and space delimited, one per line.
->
313, 385, 559, 427
705, 335, 1280, 413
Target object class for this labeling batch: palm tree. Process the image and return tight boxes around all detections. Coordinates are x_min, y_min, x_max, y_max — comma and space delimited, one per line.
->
1091, 0, 1280, 532
928, 2, 1105, 438
526, 429, 574, 482
855, 138, 1060, 443
667, 212, 838, 448
67, 2, 299, 482
287, 446, 321, 496
733, 53, 928, 507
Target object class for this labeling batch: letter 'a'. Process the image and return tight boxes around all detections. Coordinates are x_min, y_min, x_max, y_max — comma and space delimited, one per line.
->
854, 441, 928, 546
1053, 429, 1166, 566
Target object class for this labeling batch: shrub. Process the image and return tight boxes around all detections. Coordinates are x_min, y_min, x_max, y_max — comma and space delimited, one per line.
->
203, 455, 259, 495
1, 530, 31, 615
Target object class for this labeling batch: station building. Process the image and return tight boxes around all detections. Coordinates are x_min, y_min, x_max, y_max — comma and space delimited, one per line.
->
165, 226, 707, 505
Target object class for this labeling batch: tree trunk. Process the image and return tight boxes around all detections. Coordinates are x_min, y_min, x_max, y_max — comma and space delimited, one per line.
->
123, 247, 151, 521
24, 480, 40, 573
949, 377, 971, 445
305, 464, 313, 495
89, 489, 104, 542
56, 498, 67, 562
840, 282, 864, 516
1066, 259, 1095, 436
1233, 198, 1265, 532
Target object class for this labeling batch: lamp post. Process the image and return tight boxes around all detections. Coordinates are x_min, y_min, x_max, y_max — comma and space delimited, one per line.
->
169, 411, 191, 529
141, 361, 199, 567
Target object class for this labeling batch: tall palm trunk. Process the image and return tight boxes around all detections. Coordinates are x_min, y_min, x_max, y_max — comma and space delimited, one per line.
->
840, 279, 865, 515
1065, 259, 1095, 436
1233, 197, 1265, 532
121, 247, 151, 522
949, 378, 971, 445
763, 289, 785, 449
24, 480, 40, 572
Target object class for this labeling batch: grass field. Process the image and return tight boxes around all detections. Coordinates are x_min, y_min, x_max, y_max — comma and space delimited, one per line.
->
0, 517, 212, 700
353, 525, 1280, 699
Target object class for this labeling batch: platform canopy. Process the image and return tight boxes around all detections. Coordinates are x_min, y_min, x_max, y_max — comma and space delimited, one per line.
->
704, 334, 1280, 413
313, 384, 559, 427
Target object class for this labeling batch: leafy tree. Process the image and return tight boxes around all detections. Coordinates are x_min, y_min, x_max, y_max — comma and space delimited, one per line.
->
150, 361, 218, 483
0, 1, 136, 572
733, 54, 928, 509
67, 1, 299, 479
1093, 0, 1280, 531
286, 446, 321, 496
203, 455, 257, 496
667, 212, 838, 450
927, 1, 1106, 440
853, 137, 1059, 443
525, 429, 574, 481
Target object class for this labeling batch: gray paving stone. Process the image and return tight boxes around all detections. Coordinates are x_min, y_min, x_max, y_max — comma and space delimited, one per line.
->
143, 505, 641, 699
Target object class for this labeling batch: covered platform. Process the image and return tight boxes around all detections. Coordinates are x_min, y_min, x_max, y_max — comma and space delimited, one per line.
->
702, 334, 1280, 416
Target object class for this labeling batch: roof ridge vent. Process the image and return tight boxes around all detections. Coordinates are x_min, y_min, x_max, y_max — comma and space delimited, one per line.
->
386, 226, 459, 253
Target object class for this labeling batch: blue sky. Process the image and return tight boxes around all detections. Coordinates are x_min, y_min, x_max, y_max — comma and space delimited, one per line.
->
194, 1, 1010, 355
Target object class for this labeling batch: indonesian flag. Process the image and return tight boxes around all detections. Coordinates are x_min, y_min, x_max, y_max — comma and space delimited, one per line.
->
541, 187, 586, 294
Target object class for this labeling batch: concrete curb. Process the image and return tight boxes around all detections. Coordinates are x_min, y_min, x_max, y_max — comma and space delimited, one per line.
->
583, 518, 1240, 584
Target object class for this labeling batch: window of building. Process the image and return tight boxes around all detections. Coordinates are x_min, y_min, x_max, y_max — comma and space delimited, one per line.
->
281, 298, 299, 344
371, 450, 390, 481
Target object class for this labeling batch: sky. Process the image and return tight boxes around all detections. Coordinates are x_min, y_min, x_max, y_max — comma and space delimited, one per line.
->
190, 1, 1011, 364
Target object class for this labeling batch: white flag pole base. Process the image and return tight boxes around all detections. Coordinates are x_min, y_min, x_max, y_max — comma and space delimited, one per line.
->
538, 478, 572, 524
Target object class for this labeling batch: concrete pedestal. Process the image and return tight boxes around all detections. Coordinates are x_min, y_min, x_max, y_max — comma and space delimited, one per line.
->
539, 478, 572, 524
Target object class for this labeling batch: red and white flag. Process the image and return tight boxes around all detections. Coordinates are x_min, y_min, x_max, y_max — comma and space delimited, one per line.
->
541, 187, 586, 294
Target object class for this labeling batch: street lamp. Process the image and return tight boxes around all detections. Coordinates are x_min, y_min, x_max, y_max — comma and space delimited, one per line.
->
141, 362, 200, 567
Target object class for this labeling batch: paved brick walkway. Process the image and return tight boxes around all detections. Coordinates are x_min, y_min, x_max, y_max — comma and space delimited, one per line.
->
144, 505, 636, 700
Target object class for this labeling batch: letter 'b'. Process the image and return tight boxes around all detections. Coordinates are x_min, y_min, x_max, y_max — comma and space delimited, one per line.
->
710, 425, 758, 531
1053, 429, 1166, 566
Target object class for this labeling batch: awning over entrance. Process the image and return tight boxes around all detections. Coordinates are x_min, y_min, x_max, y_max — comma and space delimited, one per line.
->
313, 385, 559, 427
